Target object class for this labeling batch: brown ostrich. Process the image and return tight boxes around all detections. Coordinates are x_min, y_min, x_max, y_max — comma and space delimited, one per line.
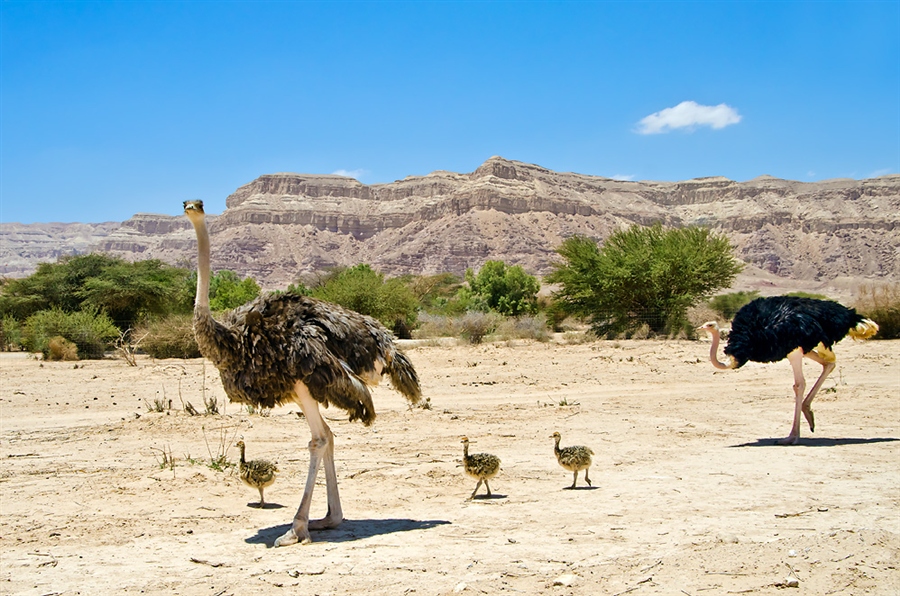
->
184, 200, 421, 546
698, 295, 878, 445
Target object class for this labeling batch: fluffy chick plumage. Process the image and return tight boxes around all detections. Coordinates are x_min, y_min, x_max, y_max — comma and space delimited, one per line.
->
551, 431, 594, 489
461, 436, 500, 499
236, 440, 279, 507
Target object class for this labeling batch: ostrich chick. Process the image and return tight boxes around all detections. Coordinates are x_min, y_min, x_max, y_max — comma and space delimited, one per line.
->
236, 440, 279, 507
460, 437, 500, 500
551, 431, 594, 489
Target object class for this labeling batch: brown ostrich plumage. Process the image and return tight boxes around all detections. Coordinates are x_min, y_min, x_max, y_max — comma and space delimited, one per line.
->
183, 200, 421, 546
551, 431, 594, 489
236, 440, 278, 507
460, 436, 500, 499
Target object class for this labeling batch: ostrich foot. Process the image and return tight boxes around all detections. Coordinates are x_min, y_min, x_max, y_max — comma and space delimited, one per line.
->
274, 524, 312, 547
802, 405, 815, 432
776, 434, 799, 446
308, 512, 343, 531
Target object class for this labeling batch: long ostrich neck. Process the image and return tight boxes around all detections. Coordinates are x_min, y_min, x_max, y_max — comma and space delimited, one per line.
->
553, 436, 561, 456
707, 327, 731, 370
192, 216, 212, 313
463, 442, 469, 459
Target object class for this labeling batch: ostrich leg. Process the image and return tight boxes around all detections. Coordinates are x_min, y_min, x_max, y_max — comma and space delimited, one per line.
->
469, 479, 483, 500
274, 384, 344, 547
800, 350, 837, 434
781, 349, 807, 445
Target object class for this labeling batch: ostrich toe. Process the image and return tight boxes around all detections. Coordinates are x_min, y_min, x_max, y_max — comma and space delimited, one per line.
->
275, 525, 311, 547
802, 405, 815, 432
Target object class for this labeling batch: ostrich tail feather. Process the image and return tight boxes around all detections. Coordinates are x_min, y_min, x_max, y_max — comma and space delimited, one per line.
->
849, 318, 879, 340
388, 350, 422, 404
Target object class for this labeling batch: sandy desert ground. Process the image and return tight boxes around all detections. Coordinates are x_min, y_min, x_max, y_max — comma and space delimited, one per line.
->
1, 336, 898, 595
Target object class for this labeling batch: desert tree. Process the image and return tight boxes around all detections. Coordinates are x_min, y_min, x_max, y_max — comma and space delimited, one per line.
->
547, 224, 742, 337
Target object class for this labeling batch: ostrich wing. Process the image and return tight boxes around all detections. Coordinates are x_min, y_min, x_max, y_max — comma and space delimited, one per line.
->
217, 294, 413, 423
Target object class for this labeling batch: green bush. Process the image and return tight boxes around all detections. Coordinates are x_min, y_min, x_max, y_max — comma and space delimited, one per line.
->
855, 283, 900, 340
708, 291, 760, 320
310, 265, 419, 337
0, 315, 22, 351
548, 224, 743, 337
209, 270, 261, 311
23, 308, 119, 359
0, 254, 192, 329
137, 314, 201, 359
463, 260, 540, 316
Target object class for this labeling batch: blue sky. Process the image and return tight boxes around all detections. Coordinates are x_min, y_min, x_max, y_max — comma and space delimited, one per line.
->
2, 1, 898, 224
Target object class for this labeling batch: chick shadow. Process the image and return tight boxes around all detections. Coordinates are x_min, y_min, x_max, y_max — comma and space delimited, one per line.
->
246, 502, 286, 510
729, 437, 899, 448
561, 485, 599, 491
246, 518, 451, 547
469, 493, 507, 501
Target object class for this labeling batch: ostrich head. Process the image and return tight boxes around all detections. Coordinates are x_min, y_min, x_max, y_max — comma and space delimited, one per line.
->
183, 200, 205, 222
550, 431, 562, 442
696, 321, 720, 335
459, 436, 470, 445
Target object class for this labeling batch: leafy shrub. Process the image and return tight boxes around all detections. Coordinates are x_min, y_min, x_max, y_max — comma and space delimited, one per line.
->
47, 336, 78, 360
708, 291, 760, 320
0, 315, 22, 351
855, 283, 900, 339
209, 270, 261, 311
0, 254, 192, 329
137, 313, 201, 359
463, 260, 540, 316
310, 264, 419, 337
406, 273, 464, 314
23, 308, 119, 359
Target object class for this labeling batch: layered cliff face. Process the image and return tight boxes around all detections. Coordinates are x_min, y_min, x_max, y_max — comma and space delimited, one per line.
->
5, 157, 899, 295
0, 222, 122, 278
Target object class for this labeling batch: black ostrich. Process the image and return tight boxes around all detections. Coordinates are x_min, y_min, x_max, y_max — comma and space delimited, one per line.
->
698, 296, 878, 445
184, 200, 421, 546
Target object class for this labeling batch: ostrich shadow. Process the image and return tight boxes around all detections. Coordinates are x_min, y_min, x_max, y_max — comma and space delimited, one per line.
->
729, 437, 899, 448
246, 518, 451, 547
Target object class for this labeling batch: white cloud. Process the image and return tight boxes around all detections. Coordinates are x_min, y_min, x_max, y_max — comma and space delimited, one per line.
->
610, 174, 635, 181
636, 101, 742, 134
332, 168, 368, 179
868, 168, 894, 178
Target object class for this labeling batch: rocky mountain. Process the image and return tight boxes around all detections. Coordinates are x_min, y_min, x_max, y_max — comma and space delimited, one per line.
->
0, 222, 121, 278
3, 157, 898, 298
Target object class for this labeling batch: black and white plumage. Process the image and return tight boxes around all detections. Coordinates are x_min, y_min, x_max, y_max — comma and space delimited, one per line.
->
184, 200, 421, 546
236, 440, 278, 507
698, 296, 878, 445
460, 436, 501, 499
551, 431, 594, 489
